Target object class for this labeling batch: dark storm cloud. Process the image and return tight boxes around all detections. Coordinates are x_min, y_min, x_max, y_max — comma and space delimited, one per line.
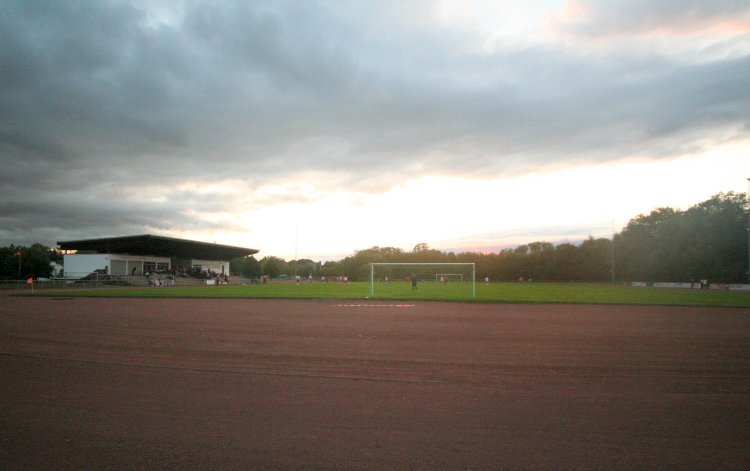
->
1, 0, 749, 246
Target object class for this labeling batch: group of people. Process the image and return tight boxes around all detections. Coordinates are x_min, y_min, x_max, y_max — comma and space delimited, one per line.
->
149, 275, 173, 287
147, 270, 231, 287
294, 274, 349, 284
213, 274, 231, 285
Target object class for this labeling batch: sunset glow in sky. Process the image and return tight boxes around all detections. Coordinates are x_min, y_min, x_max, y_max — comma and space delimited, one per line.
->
1, 1, 749, 260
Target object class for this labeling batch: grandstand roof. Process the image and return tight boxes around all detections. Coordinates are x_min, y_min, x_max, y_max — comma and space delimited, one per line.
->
57, 234, 258, 260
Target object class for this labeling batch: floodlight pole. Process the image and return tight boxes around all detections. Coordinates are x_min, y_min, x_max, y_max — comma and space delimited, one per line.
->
611, 220, 615, 284
747, 178, 750, 284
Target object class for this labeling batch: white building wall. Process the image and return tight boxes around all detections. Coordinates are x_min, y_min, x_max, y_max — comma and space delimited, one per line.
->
64, 254, 171, 278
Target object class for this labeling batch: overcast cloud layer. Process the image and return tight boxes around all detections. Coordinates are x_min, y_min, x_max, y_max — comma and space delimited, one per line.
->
2, 0, 749, 250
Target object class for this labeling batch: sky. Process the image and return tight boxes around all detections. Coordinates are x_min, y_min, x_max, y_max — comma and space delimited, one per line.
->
1, 0, 749, 261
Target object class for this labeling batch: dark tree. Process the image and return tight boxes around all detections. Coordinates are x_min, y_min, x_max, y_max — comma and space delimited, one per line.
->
230, 256, 262, 279
615, 192, 748, 283
0, 244, 53, 280
260, 256, 286, 278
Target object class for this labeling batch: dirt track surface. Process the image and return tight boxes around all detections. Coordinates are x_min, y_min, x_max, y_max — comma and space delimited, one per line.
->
1, 296, 749, 470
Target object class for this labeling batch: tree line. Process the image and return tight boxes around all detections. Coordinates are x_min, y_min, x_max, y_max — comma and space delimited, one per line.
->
2, 192, 747, 283
0, 243, 63, 280
232, 192, 748, 284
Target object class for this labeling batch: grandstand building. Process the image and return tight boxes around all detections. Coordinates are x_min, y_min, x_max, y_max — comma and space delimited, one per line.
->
57, 234, 258, 280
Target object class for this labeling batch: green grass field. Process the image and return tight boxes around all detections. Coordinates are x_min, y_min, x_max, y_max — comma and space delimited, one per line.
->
32, 281, 750, 307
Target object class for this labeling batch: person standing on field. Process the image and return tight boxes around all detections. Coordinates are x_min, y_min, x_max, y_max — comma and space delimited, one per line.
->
411, 273, 418, 290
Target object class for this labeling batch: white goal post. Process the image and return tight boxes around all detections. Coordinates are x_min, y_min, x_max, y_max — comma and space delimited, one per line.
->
369, 262, 475, 298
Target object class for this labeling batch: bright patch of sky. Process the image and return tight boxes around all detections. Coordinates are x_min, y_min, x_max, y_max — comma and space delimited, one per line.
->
432, 0, 566, 48
174, 139, 749, 260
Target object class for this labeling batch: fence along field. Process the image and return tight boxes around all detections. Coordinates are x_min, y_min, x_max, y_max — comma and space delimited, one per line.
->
25, 279, 750, 308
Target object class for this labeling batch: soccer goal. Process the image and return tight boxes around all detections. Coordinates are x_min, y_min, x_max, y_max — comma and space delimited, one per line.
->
369, 262, 475, 299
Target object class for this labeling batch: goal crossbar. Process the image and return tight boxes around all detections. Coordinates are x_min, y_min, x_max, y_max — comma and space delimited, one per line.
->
369, 262, 475, 298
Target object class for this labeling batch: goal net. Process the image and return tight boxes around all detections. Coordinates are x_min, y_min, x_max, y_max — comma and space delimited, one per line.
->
436, 273, 463, 283
369, 263, 476, 299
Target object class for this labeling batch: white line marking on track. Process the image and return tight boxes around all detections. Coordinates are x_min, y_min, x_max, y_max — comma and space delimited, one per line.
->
333, 304, 415, 307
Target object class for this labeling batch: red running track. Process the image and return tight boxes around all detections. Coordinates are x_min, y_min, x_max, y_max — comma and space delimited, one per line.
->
1, 296, 749, 470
